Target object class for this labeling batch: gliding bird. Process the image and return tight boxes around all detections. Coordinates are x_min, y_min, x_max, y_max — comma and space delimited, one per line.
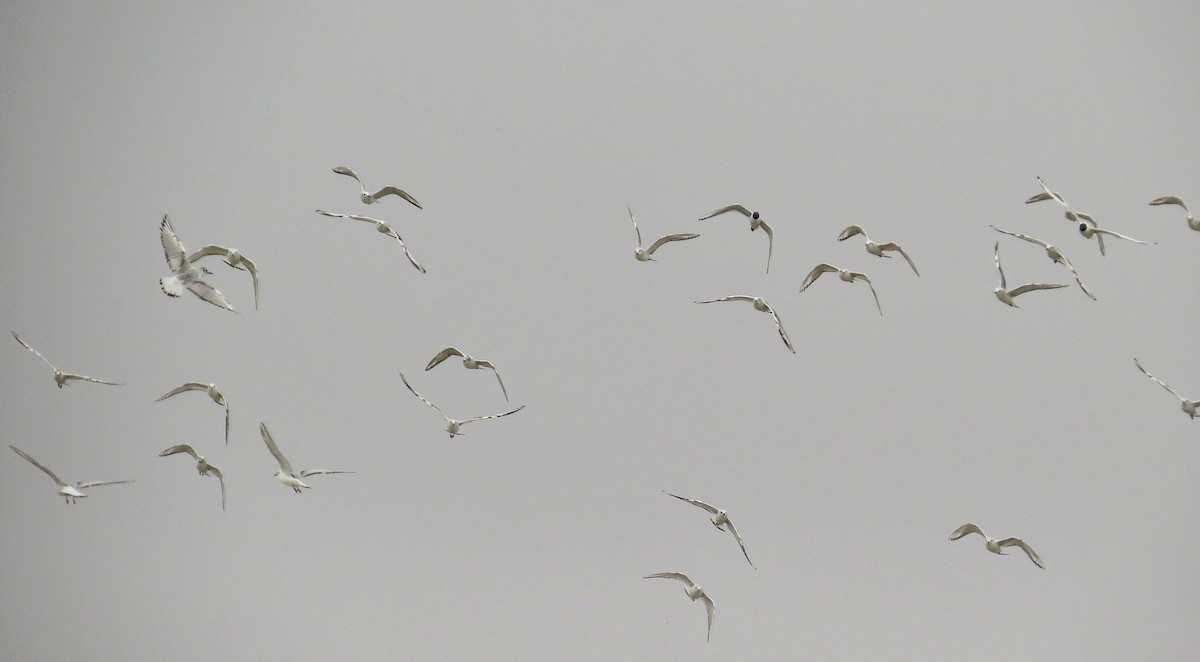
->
644, 572, 716, 642
992, 242, 1068, 307
315, 209, 426, 273
156, 382, 231, 444
694, 295, 795, 353
332, 166, 422, 208
10, 445, 133, 504
1076, 221, 1154, 256
186, 245, 260, 309
158, 444, 226, 511
698, 204, 774, 272
664, 492, 755, 568
425, 347, 509, 401
1149, 196, 1200, 232
159, 215, 237, 312
836, 225, 919, 275
12, 332, 122, 388
1134, 358, 1199, 419
399, 372, 525, 438
949, 523, 1044, 569
259, 423, 353, 493
628, 205, 699, 261
989, 226, 1095, 300
798, 263, 882, 316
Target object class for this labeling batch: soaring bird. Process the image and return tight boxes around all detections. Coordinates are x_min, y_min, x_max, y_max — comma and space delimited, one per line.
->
798, 263, 882, 316
316, 209, 426, 273
694, 295, 795, 353
12, 332, 123, 389
1148, 196, 1200, 232
159, 215, 237, 312
1076, 221, 1154, 256
159, 444, 226, 511
698, 204, 774, 272
10, 445, 133, 504
332, 166, 422, 208
644, 572, 716, 642
259, 423, 353, 493
836, 225, 919, 276
156, 382, 230, 445
425, 347, 509, 401
664, 492, 755, 568
992, 242, 1068, 307
989, 226, 1094, 300
949, 523, 1044, 569
186, 245, 260, 309
628, 205, 699, 262
1134, 358, 1199, 420
399, 372, 524, 438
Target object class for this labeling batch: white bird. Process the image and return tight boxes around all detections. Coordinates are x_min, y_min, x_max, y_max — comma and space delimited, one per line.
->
949, 523, 1044, 569
259, 423, 353, 493
332, 166, 422, 208
698, 204, 774, 272
1025, 176, 1100, 234
399, 372, 524, 438
186, 245, 260, 309
315, 209, 426, 273
1134, 358, 1199, 419
159, 215, 237, 312
992, 242, 1068, 307
694, 295, 795, 353
10, 445, 133, 504
989, 226, 1095, 300
1076, 221, 1154, 256
836, 225, 920, 276
644, 572, 715, 642
798, 263, 882, 316
1149, 196, 1200, 232
158, 444, 225, 511
12, 332, 123, 388
664, 492, 755, 568
156, 382, 230, 445
425, 347, 509, 401
628, 205, 699, 261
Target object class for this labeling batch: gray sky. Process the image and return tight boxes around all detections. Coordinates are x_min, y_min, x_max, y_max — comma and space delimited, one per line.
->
2, 2, 1198, 659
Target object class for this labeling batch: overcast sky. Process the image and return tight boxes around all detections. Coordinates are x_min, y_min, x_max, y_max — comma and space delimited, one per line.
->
2, 2, 1199, 660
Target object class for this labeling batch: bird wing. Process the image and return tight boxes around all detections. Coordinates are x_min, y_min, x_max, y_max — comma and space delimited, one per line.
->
259, 423, 293, 474
879, 243, 919, 276
694, 295, 755, 304
836, 225, 865, 241
627, 205, 642, 247
998, 538, 1044, 568
759, 219, 774, 273
701, 593, 715, 642
332, 166, 366, 193
1093, 227, 1155, 245
315, 209, 385, 228
1009, 283, 1069, 297
1134, 358, 1186, 402
156, 382, 207, 402
769, 308, 796, 353
299, 469, 355, 477
799, 263, 837, 292
186, 244, 233, 262
722, 517, 756, 569
224, 402, 230, 445
237, 255, 260, 309
1057, 257, 1096, 300
11, 332, 57, 372
990, 225, 1049, 249
664, 492, 720, 515
209, 465, 226, 511
186, 280, 237, 312
399, 372, 451, 422
644, 571, 693, 585
949, 523, 985, 541
477, 362, 510, 401
372, 186, 423, 209
698, 204, 751, 220
1024, 191, 1057, 204
993, 242, 1007, 290
158, 444, 200, 460
460, 404, 525, 426
10, 445, 67, 487
426, 347, 465, 370
76, 479, 134, 489
859, 276, 883, 316
160, 215, 189, 274
61, 373, 123, 386
392, 235, 427, 273
645, 233, 700, 255
1149, 196, 1188, 212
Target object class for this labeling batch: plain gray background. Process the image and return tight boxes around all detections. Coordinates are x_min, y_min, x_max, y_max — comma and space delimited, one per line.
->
2, 2, 1198, 659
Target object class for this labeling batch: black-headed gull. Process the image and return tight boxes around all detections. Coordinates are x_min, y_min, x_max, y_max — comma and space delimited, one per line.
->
990, 226, 1095, 300
644, 572, 715, 641
798, 263, 882, 316
425, 347, 509, 401
399, 372, 524, 437
628, 206, 699, 262
1149, 196, 1199, 232
1134, 358, 1199, 419
694, 295, 795, 353
259, 423, 353, 493
12, 332, 123, 388
1025, 176, 1100, 240
836, 225, 919, 276
949, 523, 1043, 569
186, 245, 260, 309
664, 492, 755, 568
159, 444, 225, 511
315, 209, 426, 273
992, 242, 1068, 307
1076, 221, 1154, 256
698, 204, 773, 272
332, 166, 422, 208
10, 445, 133, 504
156, 382, 230, 445
159, 215, 237, 312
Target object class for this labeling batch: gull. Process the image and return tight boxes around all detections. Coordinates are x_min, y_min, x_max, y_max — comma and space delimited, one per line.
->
798, 263, 882, 316
1025, 176, 1101, 245
949, 523, 1044, 569
315, 209, 426, 273
1076, 221, 1154, 256
399, 372, 524, 438
186, 245, 260, 309
259, 423, 353, 493
836, 225, 920, 276
159, 215, 237, 312
644, 572, 715, 642
664, 492, 755, 568
156, 382, 230, 445
1149, 196, 1200, 231
628, 205, 699, 261
158, 444, 225, 511
332, 166, 422, 208
989, 226, 1095, 300
425, 347, 509, 401
12, 332, 123, 388
1134, 358, 1199, 419
694, 295, 794, 353
10, 445, 133, 504
992, 242, 1068, 307
698, 204, 774, 272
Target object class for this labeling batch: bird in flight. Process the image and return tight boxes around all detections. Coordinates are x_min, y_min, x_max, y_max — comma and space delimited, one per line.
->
12, 332, 123, 388
644, 572, 716, 642
316, 209, 426, 273
1148, 196, 1199, 232
989, 226, 1094, 300
332, 166, 422, 208
425, 347, 509, 401
1076, 221, 1154, 256
628, 205, 699, 262
159, 215, 237, 312
836, 225, 919, 276
798, 263, 882, 316
992, 242, 1067, 307
949, 523, 1044, 569
694, 295, 795, 353
159, 444, 226, 511
259, 423, 353, 493
186, 244, 260, 309
10, 445, 133, 504
1134, 358, 1199, 420
698, 204, 774, 272
664, 492, 755, 568
399, 372, 524, 438
156, 382, 231, 445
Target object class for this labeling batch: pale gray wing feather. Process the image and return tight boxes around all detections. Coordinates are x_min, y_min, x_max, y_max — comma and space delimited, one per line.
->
426, 347, 465, 370
770, 308, 796, 353
1150, 196, 1188, 212
259, 423, 293, 474
299, 469, 355, 477
723, 518, 756, 569
664, 492, 720, 515
759, 219, 773, 273
76, 479, 134, 489
990, 225, 1049, 249
879, 242, 919, 276
158, 444, 200, 460
799, 263, 838, 292
156, 382, 207, 401
1092, 227, 1155, 245
10, 445, 67, 487
695, 295, 755, 304
949, 523, 986, 540
160, 215, 189, 274
1135, 358, 1186, 402
701, 593, 715, 642
645, 233, 700, 255
186, 244, 232, 262
209, 466, 226, 511
628, 205, 642, 246
11, 332, 57, 371
62, 374, 123, 386
698, 204, 751, 220
644, 571, 693, 584
998, 538, 1044, 568
1009, 283, 1069, 297
476, 362, 509, 401
993, 242, 1006, 290
460, 404, 525, 426
373, 186, 422, 209
836, 225, 865, 241
332, 166, 365, 191
186, 280, 237, 312
399, 372, 451, 422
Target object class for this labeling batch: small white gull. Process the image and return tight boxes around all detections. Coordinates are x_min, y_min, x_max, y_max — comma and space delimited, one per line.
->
12, 332, 123, 388
425, 347, 509, 401
694, 295, 795, 353
644, 572, 715, 642
1134, 358, 1199, 419
1076, 221, 1154, 256
628, 205, 699, 261
10, 445, 133, 504
316, 209, 426, 273
332, 166, 422, 208
159, 215, 237, 312
992, 242, 1068, 307
990, 226, 1094, 300
186, 245, 260, 309
836, 225, 919, 276
156, 382, 230, 445
159, 444, 226, 511
798, 263, 882, 316
698, 204, 774, 272
950, 523, 1044, 569
259, 423, 353, 493
399, 372, 524, 437
664, 492, 755, 568
1149, 196, 1199, 232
